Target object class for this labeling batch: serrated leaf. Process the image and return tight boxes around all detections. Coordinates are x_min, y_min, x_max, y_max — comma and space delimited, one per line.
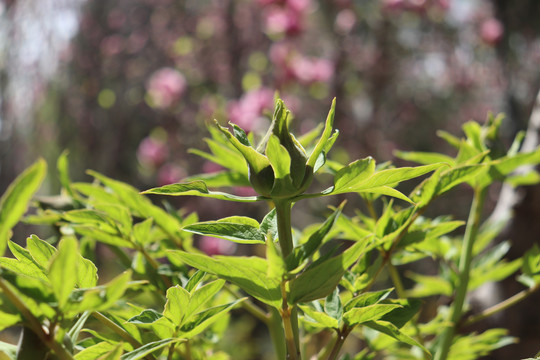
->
141, 181, 259, 202
0, 159, 47, 256
168, 251, 281, 308
48, 237, 78, 308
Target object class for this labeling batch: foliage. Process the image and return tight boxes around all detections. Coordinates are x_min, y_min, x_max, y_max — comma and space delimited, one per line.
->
1, 99, 540, 360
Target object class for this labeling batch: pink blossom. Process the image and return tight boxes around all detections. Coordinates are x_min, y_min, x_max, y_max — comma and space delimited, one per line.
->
228, 87, 274, 131
290, 57, 334, 83
480, 18, 504, 46
199, 236, 237, 256
137, 137, 168, 167
146, 68, 186, 109
335, 9, 356, 35
202, 161, 223, 174
157, 164, 186, 186
287, 0, 311, 13
264, 6, 303, 35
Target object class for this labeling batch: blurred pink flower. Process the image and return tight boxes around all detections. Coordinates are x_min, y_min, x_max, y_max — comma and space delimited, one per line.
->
480, 18, 504, 46
290, 57, 334, 83
228, 87, 274, 131
335, 9, 356, 34
137, 136, 168, 167
234, 186, 258, 197
199, 236, 237, 256
157, 164, 186, 186
146, 67, 186, 109
264, 6, 303, 35
203, 161, 224, 174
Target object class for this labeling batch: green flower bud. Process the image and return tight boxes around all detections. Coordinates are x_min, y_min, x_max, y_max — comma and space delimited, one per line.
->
217, 98, 337, 199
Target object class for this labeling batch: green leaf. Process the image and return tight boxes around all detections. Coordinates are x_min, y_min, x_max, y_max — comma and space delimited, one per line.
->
260, 208, 278, 239
99, 342, 124, 360
406, 273, 453, 297
75, 341, 118, 360
26, 235, 56, 269
164, 285, 190, 326
380, 298, 421, 328
127, 309, 163, 324
0, 340, 17, 359
299, 304, 339, 329
216, 121, 271, 174
266, 135, 292, 179
364, 320, 430, 356
57, 150, 76, 199
343, 304, 402, 326
395, 150, 455, 166
344, 289, 393, 312
0, 159, 47, 256
121, 338, 183, 360
141, 181, 259, 202
77, 257, 99, 288
185, 270, 206, 293
168, 251, 281, 308
307, 98, 336, 169
180, 299, 244, 339
325, 287, 343, 320
287, 203, 344, 270
333, 157, 375, 193
132, 218, 153, 246
48, 237, 78, 308
289, 241, 369, 304
188, 280, 225, 319
183, 216, 265, 244
266, 236, 286, 279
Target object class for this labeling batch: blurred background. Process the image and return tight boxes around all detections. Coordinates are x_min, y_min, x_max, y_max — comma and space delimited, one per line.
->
1, 0, 540, 359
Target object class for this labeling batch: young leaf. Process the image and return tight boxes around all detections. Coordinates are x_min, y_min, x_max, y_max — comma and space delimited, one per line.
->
0, 159, 47, 256
121, 338, 184, 360
307, 98, 336, 169
332, 157, 375, 193
364, 320, 430, 356
48, 237, 78, 309
127, 309, 163, 325
343, 304, 402, 326
26, 235, 56, 270
141, 181, 259, 202
168, 251, 281, 308
164, 285, 190, 326
299, 304, 339, 329
288, 241, 369, 304
74, 341, 118, 360
324, 287, 343, 320
179, 299, 244, 339
182, 217, 265, 244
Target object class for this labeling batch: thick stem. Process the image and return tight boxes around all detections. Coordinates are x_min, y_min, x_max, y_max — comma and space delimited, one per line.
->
326, 326, 352, 360
281, 282, 299, 360
269, 307, 287, 360
274, 200, 294, 258
434, 188, 487, 360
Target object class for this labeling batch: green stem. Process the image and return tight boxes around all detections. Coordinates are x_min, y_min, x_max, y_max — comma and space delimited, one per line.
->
281, 282, 299, 360
0, 278, 74, 360
434, 187, 487, 360
463, 281, 540, 327
387, 260, 406, 298
92, 312, 156, 360
225, 286, 270, 324
326, 326, 352, 360
269, 307, 288, 360
274, 200, 294, 257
